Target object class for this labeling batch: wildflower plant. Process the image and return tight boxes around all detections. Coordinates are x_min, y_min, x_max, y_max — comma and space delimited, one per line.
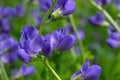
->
0, 0, 120, 80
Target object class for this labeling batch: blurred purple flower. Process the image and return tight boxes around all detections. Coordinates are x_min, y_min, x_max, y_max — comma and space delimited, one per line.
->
95, 0, 111, 6
71, 61, 101, 80
2, 7, 12, 17
114, 0, 120, 11
12, 4, 24, 17
106, 27, 120, 48
89, 12, 104, 26
32, 10, 42, 26
0, 18, 12, 33
12, 64, 35, 79
18, 26, 44, 63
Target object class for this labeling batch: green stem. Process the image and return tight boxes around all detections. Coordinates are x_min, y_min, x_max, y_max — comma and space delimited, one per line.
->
39, 0, 57, 34
69, 15, 85, 62
0, 61, 9, 80
88, 0, 120, 32
42, 59, 61, 80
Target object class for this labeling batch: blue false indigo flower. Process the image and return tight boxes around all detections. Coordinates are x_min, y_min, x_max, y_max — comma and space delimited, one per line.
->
106, 27, 120, 48
42, 28, 76, 56
0, 6, 4, 17
12, 4, 24, 17
71, 61, 101, 80
89, 12, 104, 26
60, 0, 76, 16
12, 64, 35, 79
18, 26, 44, 63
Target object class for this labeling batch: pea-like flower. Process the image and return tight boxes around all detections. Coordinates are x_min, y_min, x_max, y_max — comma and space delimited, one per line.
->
71, 61, 101, 80
18, 26, 44, 63
106, 27, 120, 48
89, 12, 104, 26
42, 28, 76, 56
38, 0, 76, 16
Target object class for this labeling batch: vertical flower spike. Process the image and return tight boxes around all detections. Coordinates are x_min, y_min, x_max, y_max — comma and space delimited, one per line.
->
60, 0, 76, 16
89, 12, 104, 26
71, 61, 101, 80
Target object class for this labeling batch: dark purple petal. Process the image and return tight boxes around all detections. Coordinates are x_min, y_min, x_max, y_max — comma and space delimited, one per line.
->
18, 49, 31, 63
81, 61, 89, 74
106, 38, 120, 48
21, 26, 39, 40
102, 0, 111, 6
57, 34, 76, 51
42, 35, 53, 56
61, 0, 76, 16
0, 6, 4, 16
85, 65, 101, 80
71, 71, 81, 80
114, 0, 120, 10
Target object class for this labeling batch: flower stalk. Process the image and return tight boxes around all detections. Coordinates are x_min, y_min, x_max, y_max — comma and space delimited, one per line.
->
39, 0, 57, 34
0, 61, 9, 80
88, 0, 120, 32
42, 58, 61, 80
69, 15, 85, 62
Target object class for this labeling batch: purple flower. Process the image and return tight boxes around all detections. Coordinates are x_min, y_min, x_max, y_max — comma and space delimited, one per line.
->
60, 0, 76, 16
32, 10, 42, 26
71, 61, 101, 80
18, 26, 44, 63
106, 27, 120, 48
2, 7, 12, 17
37, 0, 52, 11
95, 0, 111, 6
42, 28, 76, 56
114, 0, 120, 11
0, 18, 12, 33
12, 64, 35, 79
12, 4, 24, 17
89, 12, 104, 26
38, 0, 76, 16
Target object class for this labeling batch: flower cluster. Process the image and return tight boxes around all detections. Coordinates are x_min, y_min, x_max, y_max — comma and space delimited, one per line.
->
18, 26, 76, 63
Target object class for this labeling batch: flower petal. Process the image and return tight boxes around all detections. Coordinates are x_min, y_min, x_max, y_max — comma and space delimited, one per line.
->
81, 60, 89, 74
71, 71, 81, 80
18, 49, 31, 63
